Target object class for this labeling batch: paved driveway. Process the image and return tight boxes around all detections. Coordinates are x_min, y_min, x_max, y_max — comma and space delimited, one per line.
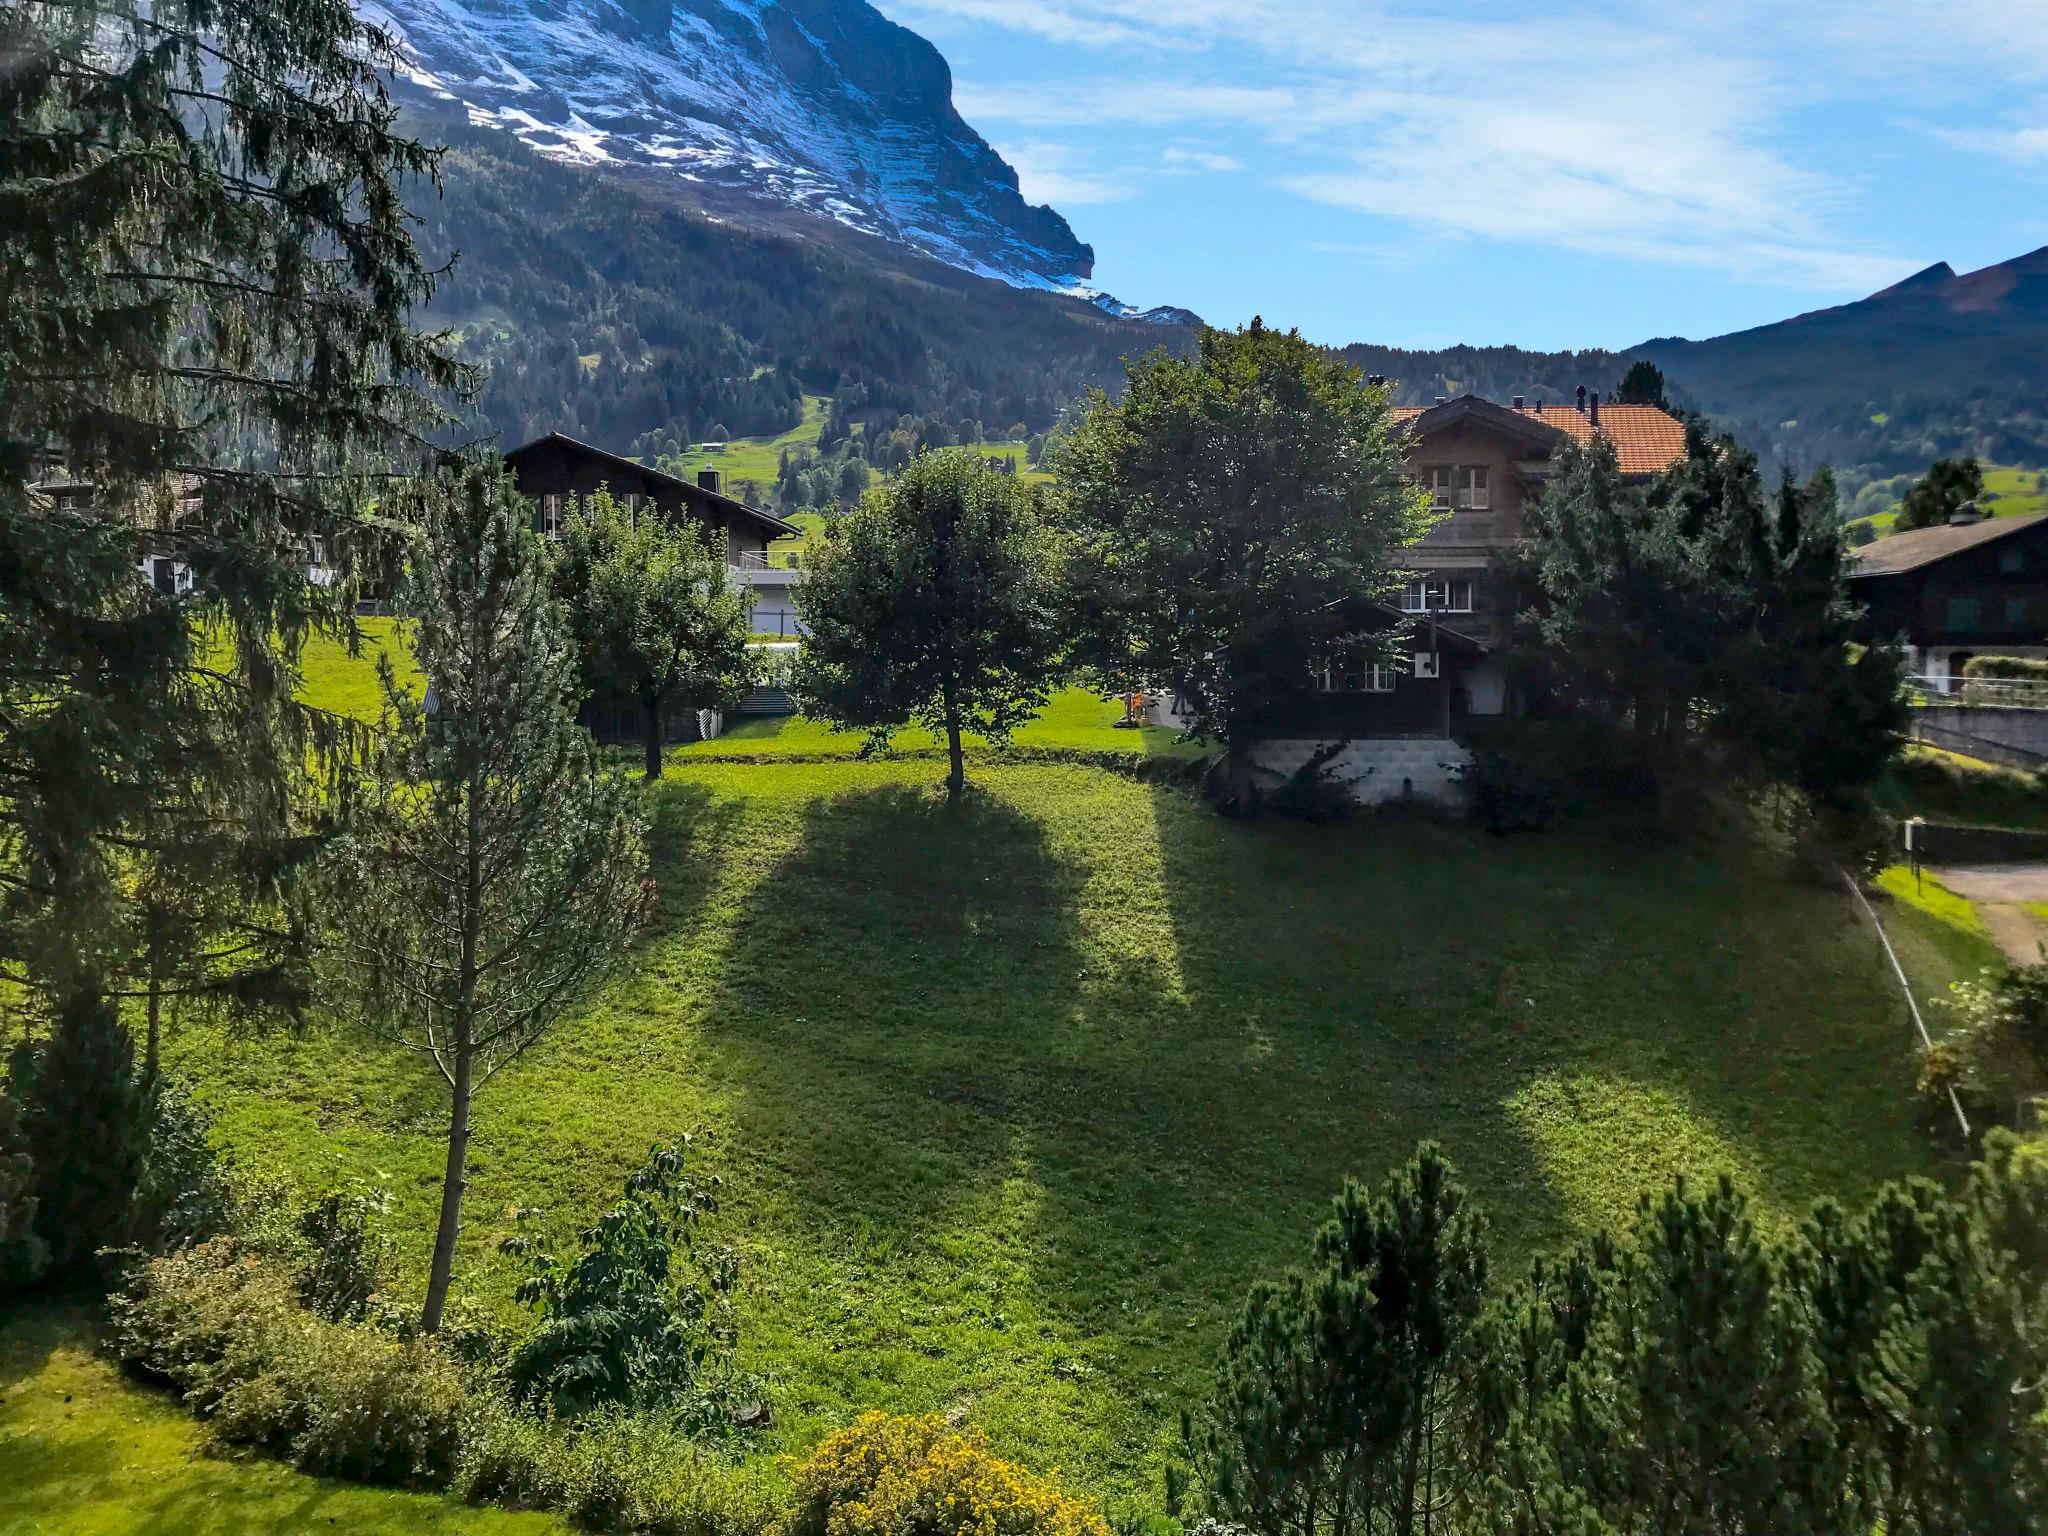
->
1927, 863, 2048, 964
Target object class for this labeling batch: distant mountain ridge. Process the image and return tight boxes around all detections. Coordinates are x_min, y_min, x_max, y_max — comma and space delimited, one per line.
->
359, 0, 1098, 291
1631, 246, 2048, 483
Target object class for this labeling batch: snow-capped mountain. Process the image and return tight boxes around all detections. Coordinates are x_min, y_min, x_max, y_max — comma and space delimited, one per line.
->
360, 0, 1097, 290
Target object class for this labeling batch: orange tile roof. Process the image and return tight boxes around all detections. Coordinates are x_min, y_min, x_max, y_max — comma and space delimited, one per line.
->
1389, 398, 1687, 477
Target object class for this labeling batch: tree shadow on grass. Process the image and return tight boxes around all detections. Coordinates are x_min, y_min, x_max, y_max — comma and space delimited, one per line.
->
697, 783, 1088, 1250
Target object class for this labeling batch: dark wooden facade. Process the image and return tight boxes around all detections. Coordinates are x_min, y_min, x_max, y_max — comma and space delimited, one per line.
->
1247, 609, 1493, 740
502, 433, 795, 563
1849, 514, 2048, 683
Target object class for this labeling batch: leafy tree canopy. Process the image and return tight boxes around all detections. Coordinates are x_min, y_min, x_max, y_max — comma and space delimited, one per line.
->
792, 448, 1067, 804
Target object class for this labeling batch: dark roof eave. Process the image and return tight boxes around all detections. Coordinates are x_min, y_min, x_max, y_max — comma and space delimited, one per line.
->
504, 431, 800, 540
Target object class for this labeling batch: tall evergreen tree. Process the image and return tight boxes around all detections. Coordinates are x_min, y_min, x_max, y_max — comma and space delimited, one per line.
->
1, 0, 470, 1264
1514, 432, 1902, 813
552, 489, 757, 780
793, 449, 1067, 805
1610, 360, 1673, 411
323, 462, 649, 1333
1057, 322, 1431, 814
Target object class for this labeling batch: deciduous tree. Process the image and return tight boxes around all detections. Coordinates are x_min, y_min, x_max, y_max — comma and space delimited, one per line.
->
1894, 457, 1986, 532
792, 449, 1066, 805
553, 489, 757, 780
1057, 322, 1431, 814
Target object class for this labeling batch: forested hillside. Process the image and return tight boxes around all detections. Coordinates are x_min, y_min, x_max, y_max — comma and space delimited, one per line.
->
412, 121, 1184, 459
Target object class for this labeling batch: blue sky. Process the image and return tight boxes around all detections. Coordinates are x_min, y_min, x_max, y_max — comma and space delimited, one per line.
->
876, 0, 2048, 350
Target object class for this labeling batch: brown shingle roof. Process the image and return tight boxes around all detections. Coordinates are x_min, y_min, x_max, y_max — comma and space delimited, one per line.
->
1848, 514, 2048, 577
1390, 398, 1687, 476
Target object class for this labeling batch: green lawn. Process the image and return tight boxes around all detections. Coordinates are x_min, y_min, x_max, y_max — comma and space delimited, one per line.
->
684, 689, 1196, 761
148, 757, 1934, 1512
0, 1307, 561, 1535
675, 395, 831, 493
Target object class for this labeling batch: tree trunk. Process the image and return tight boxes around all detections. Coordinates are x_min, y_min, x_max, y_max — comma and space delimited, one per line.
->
642, 690, 664, 781
942, 671, 966, 806
419, 1040, 471, 1335
1224, 741, 1258, 819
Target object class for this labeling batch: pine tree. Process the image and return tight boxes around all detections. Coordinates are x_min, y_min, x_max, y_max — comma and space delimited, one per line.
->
323, 462, 649, 1333
552, 489, 757, 780
793, 449, 1066, 805
1057, 322, 1431, 814
1610, 360, 1672, 410
1, 0, 470, 1247
1190, 1145, 1488, 1536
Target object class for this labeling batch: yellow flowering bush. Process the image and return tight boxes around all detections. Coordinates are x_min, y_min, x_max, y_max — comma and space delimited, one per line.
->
788, 1414, 1109, 1536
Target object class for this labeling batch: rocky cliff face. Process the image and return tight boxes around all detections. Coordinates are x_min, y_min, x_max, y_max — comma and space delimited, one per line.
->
360, 0, 1095, 288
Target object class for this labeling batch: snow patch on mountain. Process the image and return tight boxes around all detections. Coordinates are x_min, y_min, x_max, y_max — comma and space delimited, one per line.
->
358, 0, 1098, 289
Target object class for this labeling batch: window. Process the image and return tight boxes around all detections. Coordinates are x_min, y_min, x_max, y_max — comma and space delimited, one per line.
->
1418, 466, 1454, 511
2008, 597, 2030, 628
2004, 548, 2028, 575
1456, 466, 1490, 510
1313, 660, 1397, 693
541, 495, 565, 541
1944, 596, 1983, 633
1400, 578, 1475, 613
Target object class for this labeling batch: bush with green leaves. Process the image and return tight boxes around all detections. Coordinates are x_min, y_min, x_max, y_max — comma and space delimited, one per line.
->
110, 1237, 473, 1488
504, 1139, 742, 1421
1963, 655, 2048, 682
1925, 963, 2048, 1139
1186, 1138, 2048, 1535
294, 1185, 399, 1324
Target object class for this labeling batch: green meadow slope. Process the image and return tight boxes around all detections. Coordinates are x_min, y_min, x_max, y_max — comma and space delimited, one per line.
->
159, 755, 1932, 1505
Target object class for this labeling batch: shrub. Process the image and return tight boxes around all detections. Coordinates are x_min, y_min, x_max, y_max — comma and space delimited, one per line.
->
504, 1139, 741, 1421
788, 1414, 1111, 1536
294, 1184, 397, 1323
0, 1090, 49, 1295
458, 1403, 780, 1536
1464, 749, 1559, 835
1963, 656, 2048, 681
129, 1078, 230, 1255
109, 1238, 470, 1488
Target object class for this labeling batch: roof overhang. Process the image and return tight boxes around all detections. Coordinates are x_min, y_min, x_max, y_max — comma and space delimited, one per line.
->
504, 432, 800, 541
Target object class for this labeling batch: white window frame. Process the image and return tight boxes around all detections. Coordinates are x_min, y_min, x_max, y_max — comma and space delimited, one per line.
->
1417, 465, 1454, 512
1457, 466, 1490, 511
1313, 660, 1397, 694
541, 495, 566, 541
1402, 578, 1474, 614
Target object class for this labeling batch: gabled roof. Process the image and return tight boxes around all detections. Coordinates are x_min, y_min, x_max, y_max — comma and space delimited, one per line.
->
1848, 514, 2048, 578
1390, 394, 1687, 477
504, 432, 799, 540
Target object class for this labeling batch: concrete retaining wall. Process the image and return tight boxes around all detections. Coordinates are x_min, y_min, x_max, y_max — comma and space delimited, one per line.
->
1250, 738, 1472, 807
1911, 820, 2048, 866
1914, 705, 2048, 766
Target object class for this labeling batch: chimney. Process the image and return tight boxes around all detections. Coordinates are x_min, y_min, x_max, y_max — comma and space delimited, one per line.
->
1575, 385, 1588, 414
698, 468, 723, 496
1949, 502, 1984, 527
1512, 395, 1525, 409
1589, 391, 1601, 427
1434, 395, 1448, 406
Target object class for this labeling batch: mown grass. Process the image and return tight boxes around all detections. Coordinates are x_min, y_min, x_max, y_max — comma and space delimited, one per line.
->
0, 1307, 563, 1535
675, 395, 829, 492
157, 757, 1935, 1508
684, 690, 1196, 762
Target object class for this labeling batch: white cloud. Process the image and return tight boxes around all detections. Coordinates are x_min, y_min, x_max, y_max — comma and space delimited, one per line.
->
996, 140, 1131, 206
1162, 146, 1243, 174
901, 0, 1930, 289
